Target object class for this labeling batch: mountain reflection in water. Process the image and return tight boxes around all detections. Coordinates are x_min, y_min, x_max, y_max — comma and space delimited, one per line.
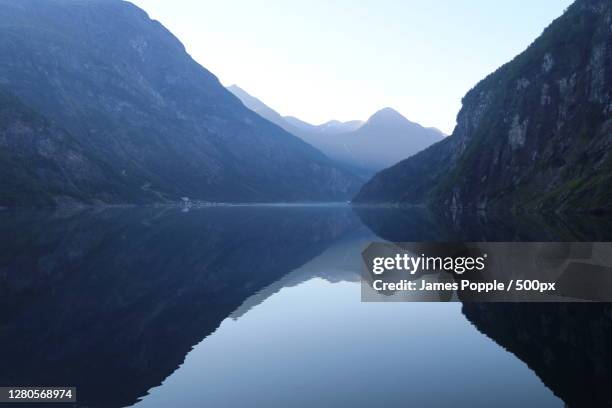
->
0, 205, 609, 407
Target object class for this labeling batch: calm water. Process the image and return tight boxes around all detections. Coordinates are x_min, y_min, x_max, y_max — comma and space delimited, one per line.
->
0, 205, 610, 407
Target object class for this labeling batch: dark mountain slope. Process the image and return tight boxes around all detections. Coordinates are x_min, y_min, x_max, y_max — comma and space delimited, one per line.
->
0, 0, 358, 206
0, 87, 147, 206
0, 206, 358, 406
355, 0, 612, 211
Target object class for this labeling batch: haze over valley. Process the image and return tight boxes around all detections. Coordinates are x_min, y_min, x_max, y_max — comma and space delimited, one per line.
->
228, 85, 445, 175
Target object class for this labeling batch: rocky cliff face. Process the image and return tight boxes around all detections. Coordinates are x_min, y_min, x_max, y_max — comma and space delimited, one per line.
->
355, 0, 612, 212
0, 87, 139, 206
0, 0, 358, 207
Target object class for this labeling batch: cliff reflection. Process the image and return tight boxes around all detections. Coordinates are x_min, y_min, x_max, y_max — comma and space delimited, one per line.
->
355, 205, 612, 407
354, 206, 612, 242
463, 303, 612, 407
0, 206, 359, 407
1, 205, 610, 408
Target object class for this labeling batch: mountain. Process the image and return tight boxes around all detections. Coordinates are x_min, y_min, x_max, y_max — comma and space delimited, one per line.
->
0, 0, 359, 207
0, 86, 140, 207
282, 115, 320, 134
228, 86, 444, 174
317, 108, 445, 172
226, 84, 288, 128
284, 116, 364, 138
355, 0, 612, 212
227, 85, 364, 137
307, 119, 365, 135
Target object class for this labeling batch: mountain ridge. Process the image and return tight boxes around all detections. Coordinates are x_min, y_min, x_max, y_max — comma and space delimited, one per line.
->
355, 0, 612, 212
227, 84, 364, 136
326, 107, 445, 172
228, 85, 444, 174
0, 0, 359, 207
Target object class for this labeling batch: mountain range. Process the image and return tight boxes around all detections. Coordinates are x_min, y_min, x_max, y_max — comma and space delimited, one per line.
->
2, 0, 608, 212
0, 0, 359, 207
227, 84, 364, 137
355, 0, 612, 213
228, 85, 444, 174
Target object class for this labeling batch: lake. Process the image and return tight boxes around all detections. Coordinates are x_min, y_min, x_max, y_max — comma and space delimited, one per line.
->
0, 205, 610, 407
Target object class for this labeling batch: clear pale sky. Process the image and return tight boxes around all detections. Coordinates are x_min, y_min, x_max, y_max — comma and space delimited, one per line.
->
129, 0, 573, 134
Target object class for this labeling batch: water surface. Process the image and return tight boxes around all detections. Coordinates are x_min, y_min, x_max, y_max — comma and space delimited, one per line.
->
0, 205, 610, 407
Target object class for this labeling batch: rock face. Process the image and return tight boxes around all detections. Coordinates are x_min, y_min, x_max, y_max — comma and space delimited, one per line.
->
0, 87, 122, 206
355, 0, 612, 211
0, 0, 358, 207
228, 86, 443, 175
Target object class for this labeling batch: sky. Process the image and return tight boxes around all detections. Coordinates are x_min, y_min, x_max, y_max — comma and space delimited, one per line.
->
130, 0, 573, 134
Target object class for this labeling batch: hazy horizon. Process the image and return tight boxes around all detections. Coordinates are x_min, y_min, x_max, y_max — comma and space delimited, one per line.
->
130, 0, 572, 134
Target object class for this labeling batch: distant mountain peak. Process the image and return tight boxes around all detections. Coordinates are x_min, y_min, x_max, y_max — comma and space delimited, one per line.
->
227, 84, 243, 92
226, 84, 256, 102
227, 85, 366, 135
318, 119, 364, 133
321, 119, 342, 126
226, 84, 286, 124
366, 107, 411, 125
375, 107, 402, 116
228, 85, 442, 173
